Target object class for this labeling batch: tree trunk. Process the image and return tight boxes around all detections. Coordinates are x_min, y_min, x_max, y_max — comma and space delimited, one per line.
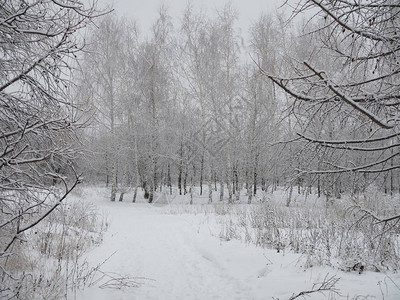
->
214, 171, 217, 191
118, 192, 124, 202
248, 192, 252, 204
190, 178, 193, 205
235, 186, 240, 202
149, 155, 156, 204
390, 148, 394, 195
183, 163, 188, 195
133, 187, 138, 203
105, 152, 109, 187
144, 181, 150, 199
206, 152, 213, 203
110, 145, 117, 202
132, 132, 140, 203
200, 154, 204, 196
317, 176, 321, 198
253, 169, 257, 196
227, 173, 233, 204
168, 163, 172, 195
111, 184, 116, 202
286, 184, 293, 207
178, 141, 183, 195
219, 180, 224, 201
109, 69, 117, 202
261, 177, 266, 192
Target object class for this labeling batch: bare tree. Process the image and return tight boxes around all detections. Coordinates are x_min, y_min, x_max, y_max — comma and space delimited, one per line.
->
179, 4, 219, 203
0, 0, 102, 296
261, 0, 400, 214
212, 3, 242, 203
247, 13, 283, 202
81, 15, 127, 201
139, 7, 174, 203
265, 0, 400, 172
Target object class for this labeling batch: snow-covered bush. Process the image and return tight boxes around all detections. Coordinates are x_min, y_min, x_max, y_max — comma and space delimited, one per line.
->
216, 192, 400, 272
1, 197, 107, 300
153, 186, 399, 273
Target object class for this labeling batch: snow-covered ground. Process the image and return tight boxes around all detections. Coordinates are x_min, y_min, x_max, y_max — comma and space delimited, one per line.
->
73, 187, 400, 300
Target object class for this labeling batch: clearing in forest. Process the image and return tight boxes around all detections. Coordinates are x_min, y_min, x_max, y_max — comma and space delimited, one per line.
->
75, 187, 400, 300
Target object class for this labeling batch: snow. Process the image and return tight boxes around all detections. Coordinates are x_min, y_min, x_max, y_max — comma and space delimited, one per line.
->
73, 187, 400, 300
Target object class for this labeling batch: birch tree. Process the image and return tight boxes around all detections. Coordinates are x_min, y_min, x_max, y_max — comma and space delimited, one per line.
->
247, 14, 283, 201
180, 5, 217, 202
119, 22, 142, 202
82, 15, 126, 201
137, 7, 174, 203
214, 4, 242, 203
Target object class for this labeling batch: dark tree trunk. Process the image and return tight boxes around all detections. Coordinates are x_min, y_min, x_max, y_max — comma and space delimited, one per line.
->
390, 149, 394, 195
118, 192, 124, 202
133, 187, 138, 203
178, 142, 183, 195
178, 167, 182, 195
144, 182, 150, 199
317, 176, 321, 198
105, 152, 109, 187
214, 171, 217, 191
200, 155, 204, 196
184, 165, 187, 195
219, 180, 224, 201
253, 170, 257, 195
168, 163, 172, 195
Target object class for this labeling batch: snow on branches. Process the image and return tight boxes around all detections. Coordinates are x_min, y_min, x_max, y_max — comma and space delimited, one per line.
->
262, 0, 400, 175
0, 0, 105, 297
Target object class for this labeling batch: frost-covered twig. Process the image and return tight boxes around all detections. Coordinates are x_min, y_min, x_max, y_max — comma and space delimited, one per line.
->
76, 251, 152, 290
98, 271, 149, 289
350, 204, 400, 226
288, 274, 340, 300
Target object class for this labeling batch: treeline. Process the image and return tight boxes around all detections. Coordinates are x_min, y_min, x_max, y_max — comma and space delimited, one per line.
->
76, 3, 400, 202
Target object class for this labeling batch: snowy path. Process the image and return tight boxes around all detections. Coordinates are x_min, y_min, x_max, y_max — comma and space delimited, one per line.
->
74, 189, 400, 300
76, 201, 265, 300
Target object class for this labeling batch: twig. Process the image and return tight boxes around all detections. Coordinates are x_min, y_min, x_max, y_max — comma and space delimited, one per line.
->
288, 274, 340, 300
98, 271, 150, 289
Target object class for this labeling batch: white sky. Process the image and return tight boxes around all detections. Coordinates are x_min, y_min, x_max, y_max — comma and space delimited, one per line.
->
99, 0, 292, 38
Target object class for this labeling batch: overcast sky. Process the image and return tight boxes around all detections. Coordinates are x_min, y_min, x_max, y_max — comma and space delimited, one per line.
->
99, 0, 293, 38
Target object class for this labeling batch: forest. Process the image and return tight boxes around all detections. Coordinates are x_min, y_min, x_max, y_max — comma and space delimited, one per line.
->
1, 0, 399, 299
78, 1, 400, 204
